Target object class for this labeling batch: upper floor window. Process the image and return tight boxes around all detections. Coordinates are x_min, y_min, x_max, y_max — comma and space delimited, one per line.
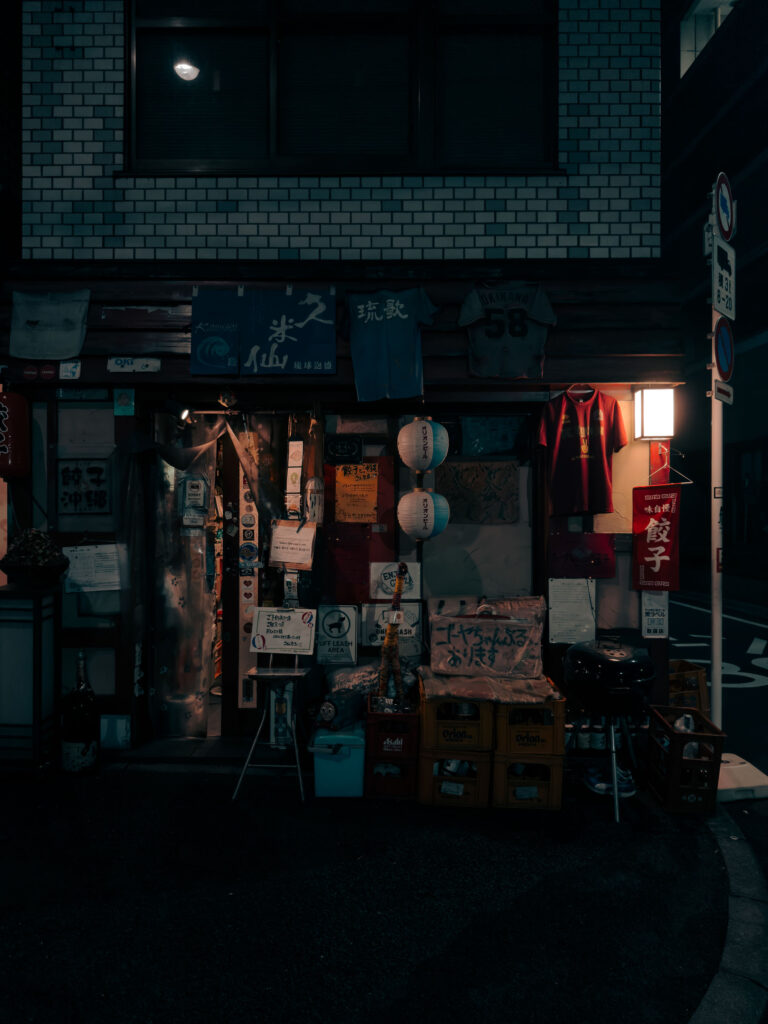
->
680, 0, 735, 76
129, 0, 557, 175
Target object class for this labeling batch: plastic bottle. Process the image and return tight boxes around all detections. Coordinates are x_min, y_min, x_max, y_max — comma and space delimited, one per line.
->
674, 712, 700, 758
591, 716, 607, 751
61, 650, 99, 772
576, 717, 592, 751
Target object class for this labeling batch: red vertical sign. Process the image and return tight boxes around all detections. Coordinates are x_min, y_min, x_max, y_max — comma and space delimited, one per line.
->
632, 485, 682, 591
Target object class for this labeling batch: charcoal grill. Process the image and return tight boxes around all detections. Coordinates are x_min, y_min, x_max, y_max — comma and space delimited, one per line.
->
563, 637, 656, 822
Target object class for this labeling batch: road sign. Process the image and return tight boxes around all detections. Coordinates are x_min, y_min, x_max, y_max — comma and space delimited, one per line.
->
714, 172, 735, 241
713, 316, 735, 382
712, 237, 735, 319
714, 379, 734, 405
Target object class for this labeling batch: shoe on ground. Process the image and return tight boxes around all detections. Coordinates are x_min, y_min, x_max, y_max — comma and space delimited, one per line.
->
583, 765, 636, 799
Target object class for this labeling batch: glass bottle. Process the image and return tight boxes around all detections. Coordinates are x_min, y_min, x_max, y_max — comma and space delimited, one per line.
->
61, 650, 100, 772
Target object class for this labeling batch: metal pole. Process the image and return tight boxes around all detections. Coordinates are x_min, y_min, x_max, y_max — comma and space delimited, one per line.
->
710, 310, 723, 728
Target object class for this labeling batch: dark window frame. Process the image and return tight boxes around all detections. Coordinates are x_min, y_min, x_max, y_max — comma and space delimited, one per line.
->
126, 0, 558, 177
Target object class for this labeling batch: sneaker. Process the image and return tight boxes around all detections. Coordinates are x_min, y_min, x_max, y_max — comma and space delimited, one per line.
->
583, 765, 636, 798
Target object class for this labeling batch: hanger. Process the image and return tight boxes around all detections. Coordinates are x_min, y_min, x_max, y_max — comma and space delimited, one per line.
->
649, 442, 694, 485
565, 383, 595, 398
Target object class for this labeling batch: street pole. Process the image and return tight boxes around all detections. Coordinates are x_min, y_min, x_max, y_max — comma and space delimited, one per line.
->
710, 309, 723, 728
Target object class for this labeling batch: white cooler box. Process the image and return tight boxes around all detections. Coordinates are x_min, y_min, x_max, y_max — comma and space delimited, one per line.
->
310, 722, 365, 797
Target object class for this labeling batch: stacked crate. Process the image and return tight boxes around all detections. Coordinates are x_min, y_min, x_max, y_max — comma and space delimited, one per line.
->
364, 695, 420, 799
646, 705, 725, 815
418, 688, 494, 808
492, 697, 566, 810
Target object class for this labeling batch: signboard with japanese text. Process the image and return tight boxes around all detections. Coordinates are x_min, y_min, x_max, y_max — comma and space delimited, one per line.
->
57, 459, 112, 516
242, 288, 336, 376
712, 238, 735, 320
250, 607, 317, 655
641, 591, 669, 638
632, 485, 682, 591
335, 462, 379, 523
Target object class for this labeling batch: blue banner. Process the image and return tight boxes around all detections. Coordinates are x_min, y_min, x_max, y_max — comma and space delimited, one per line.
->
242, 288, 336, 376
190, 289, 241, 375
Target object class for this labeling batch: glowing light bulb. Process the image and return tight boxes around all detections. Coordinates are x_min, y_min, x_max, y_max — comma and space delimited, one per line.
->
173, 61, 200, 81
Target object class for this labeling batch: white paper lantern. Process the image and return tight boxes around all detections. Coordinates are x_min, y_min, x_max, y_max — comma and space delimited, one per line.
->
397, 489, 450, 540
397, 419, 449, 473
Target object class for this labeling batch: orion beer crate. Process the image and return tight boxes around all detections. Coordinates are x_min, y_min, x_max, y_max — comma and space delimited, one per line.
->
366, 695, 420, 760
418, 750, 492, 808
646, 706, 725, 816
419, 695, 494, 752
495, 696, 566, 756
492, 755, 563, 811
668, 660, 710, 718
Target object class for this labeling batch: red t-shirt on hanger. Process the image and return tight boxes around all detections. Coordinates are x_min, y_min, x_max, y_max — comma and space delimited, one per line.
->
538, 388, 628, 515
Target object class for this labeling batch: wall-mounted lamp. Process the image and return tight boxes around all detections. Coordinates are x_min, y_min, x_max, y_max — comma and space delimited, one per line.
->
173, 61, 200, 81
634, 387, 675, 440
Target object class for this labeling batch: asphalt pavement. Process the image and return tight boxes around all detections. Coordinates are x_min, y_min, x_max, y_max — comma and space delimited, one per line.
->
2, 755, 767, 1024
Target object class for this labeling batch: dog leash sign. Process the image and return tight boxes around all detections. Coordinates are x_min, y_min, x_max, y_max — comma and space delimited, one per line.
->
317, 605, 358, 665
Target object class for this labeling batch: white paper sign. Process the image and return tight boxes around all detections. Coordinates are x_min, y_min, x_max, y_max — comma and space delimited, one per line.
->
641, 591, 669, 638
547, 578, 597, 644
63, 544, 122, 593
317, 605, 358, 665
360, 602, 422, 658
369, 561, 421, 600
268, 520, 316, 570
250, 607, 317, 655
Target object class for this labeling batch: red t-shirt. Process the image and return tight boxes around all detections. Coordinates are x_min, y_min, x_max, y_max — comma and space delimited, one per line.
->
538, 390, 628, 515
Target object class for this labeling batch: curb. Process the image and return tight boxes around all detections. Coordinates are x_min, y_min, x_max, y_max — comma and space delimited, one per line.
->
689, 806, 768, 1024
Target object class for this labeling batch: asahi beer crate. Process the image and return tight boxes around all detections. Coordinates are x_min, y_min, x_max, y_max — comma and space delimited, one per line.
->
495, 695, 566, 756
365, 694, 420, 760
646, 706, 725, 816
419, 692, 494, 752
418, 750, 492, 808
491, 755, 563, 810
668, 660, 710, 718
365, 757, 418, 800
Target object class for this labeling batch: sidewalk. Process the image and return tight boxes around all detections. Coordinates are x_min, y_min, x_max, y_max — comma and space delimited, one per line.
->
2, 758, 766, 1024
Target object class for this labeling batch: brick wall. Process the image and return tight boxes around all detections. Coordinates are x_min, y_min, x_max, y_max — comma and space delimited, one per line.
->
21, 0, 661, 261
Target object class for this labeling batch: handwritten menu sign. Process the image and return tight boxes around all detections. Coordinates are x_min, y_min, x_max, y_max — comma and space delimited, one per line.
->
429, 613, 543, 677
250, 607, 317, 655
334, 463, 379, 523
57, 459, 111, 515
268, 520, 317, 571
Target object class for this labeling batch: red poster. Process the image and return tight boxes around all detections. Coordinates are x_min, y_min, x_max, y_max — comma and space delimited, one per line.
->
632, 485, 682, 591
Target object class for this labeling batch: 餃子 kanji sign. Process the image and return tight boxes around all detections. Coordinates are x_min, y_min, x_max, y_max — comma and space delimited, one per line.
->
632, 485, 682, 591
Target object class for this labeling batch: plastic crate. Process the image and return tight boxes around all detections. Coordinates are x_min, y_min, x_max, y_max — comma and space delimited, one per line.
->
495, 696, 566, 756
365, 757, 418, 800
419, 693, 494, 752
668, 660, 710, 717
418, 749, 492, 808
492, 755, 563, 810
646, 706, 725, 815
365, 695, 420, 760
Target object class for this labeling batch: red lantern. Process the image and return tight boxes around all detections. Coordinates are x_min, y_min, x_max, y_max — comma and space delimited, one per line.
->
0, 393, 31, 478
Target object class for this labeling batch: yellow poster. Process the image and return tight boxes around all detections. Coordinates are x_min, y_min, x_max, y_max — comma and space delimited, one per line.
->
335, 463, 379, 523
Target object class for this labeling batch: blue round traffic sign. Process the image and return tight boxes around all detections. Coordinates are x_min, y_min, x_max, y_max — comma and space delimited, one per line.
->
714, 316, 735, 382
715, 172, 735, 241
